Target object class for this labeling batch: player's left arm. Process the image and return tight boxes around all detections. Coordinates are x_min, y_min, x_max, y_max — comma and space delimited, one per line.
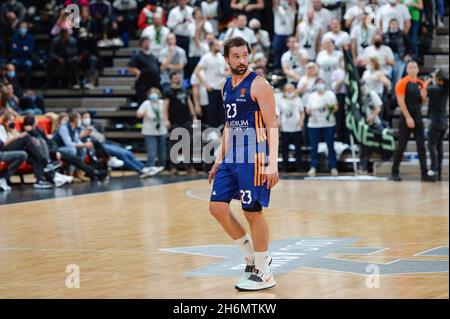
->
252, 76, 279, 189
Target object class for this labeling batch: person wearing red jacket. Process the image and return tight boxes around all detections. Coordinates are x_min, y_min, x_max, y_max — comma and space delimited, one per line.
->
137, 3, 166, 30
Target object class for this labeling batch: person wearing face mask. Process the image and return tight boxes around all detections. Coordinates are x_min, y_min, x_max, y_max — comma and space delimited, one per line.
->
362, 35, 395, 79
137, 88, 168, 176
376, 0, 411, 34
127, 37, 161, 104
305, 78, 339, 177
276, 83, 305, 172
11, 21, 34, 89
194, 39, 228, 128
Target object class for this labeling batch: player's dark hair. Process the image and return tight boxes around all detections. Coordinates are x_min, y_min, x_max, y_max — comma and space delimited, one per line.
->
223, 37, 251, 58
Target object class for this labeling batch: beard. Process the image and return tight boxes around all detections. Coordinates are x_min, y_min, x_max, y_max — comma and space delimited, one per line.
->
230, 63, 248, 75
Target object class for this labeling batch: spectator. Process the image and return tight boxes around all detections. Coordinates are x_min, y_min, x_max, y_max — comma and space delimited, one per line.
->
186, 7, 213, 79
48, 28, 80, 89
305, 0, 333, 30
194, 38, 228, 128
80, 112, 157, 176
376, 0, 411, 34
281, 36, 309, 85
276, 83, 305, 172
253, 65, 266, 78
166, 0, 194, 57
0, 0, 26, 26
201, 0, 219, 35
361, 34, 395, 78
77, 27, 100, 89
163, 71, 197, 175
0, 148, 27, 191
330, 60, 348, 142
383, 18, 411, 93
426, 69, 449, 181
322, 19, 350, 51
136, 87, 167, 174
137, 1, 166, 30
249, 18, 270, 56
89, 0, 112, 40
1, 8, 20, 46
351, 10, 377, 68
50, 9, 74, 36
159, 33, 187, 94
403, 0, 423, 60
0, 112, 57, 189
112, 0, 138, 48
11, 21, 34, 89
296, 9, 323, 61
190, 70, 209, 121
141, 12, 170, 61
316, 38, 343, 90
231, 0, 265, 22
272, 0, 297, 69
322, 0, 342, 20
223, 14, 258, 46
249, 51, 268, 70
297, 62, 319, 108
127, 37, 161, 104
344, 0, 372, 31
76, 5, 95, 38
4, 83, 27, 116
390, 61, 432, 182
305, 78, 339, 177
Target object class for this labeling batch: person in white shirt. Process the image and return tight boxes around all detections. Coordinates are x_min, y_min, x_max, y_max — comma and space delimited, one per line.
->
297, 62, 319, 108
350, 10, 377, 63
296, 10, 323, 60
140, 13, 170, 60
190, 70, 209, 121
297, 0, 313, 19
201, 0, 219, 35
316, 38, 343, 90
361, 57, 392, 97
304, 0, 333, 31
137, 87, 167, 174
305, 78, 339, 177
344, 0, 372, 31
281, 36, 309, 85
224, 14, 258, 46
159, 33, 188, 94
272, 0, 297, 69
249, 18, 271, 56
166, 0, 194, 56
277, 83, 305, 171
361, 34, 395, 78
321, 0, 342, 20
322, 19, 351, 50
194, 39, 228, 128
376, 0, 411, 34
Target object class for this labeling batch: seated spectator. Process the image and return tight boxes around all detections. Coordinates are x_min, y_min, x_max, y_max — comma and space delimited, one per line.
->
48, 28, 80, 89
0, 112, 58, 189
159, 33, 187, 94
2, 9, 20, 46
136, 88, 168, 175
76, 5, 95, 39
305, 78, 339, 177
127, 37, 161, 104
11, 21, 34, 89
141, 12, 170, 61
322, 19, 350, 51
137, 1, 166, 30
4, 83, 25, 117
0, 0, 26, 25
50, 9, 74, 36
77, 27, 100, 89
81, 111, 157, 176
361, 34, 395, 79
89, 0, 112, 40
166, 0, 194, 57
281, 36, 309, 85
223, 14, 258, 46
276, 83, 305, 172
231, 0, 265, 22
316, 38, 343, 90
253, 65, 267, 78
0, 148, 27, 192
383, 18, 411, 90
296, 9, 323, 61
249, 18, 270, 56
112, 0, 138, 47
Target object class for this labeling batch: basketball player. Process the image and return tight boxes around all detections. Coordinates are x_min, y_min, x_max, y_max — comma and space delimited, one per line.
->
208, 37, 279, 291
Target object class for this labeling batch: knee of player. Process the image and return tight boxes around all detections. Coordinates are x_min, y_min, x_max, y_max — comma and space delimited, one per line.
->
209, 202, 229, 219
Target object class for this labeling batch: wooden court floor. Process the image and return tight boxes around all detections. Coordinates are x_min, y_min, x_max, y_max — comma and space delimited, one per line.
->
0, 179, 448, 298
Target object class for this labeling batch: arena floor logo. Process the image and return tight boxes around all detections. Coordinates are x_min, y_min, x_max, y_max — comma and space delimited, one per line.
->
160, 238, 449, 276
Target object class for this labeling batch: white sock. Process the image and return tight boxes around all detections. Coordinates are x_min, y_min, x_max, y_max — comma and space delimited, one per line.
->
254, 251, 270, 274
234, 234, 254, 265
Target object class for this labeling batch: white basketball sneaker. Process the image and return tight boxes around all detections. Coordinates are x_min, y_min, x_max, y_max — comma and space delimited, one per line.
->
235, 258, 255, 287
235, 267, 277, 292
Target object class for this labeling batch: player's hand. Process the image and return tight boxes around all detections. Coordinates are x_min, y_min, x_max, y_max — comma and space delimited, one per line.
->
264, 165, 279, 189
406, 116, 415, 129
208, 162, 220, 184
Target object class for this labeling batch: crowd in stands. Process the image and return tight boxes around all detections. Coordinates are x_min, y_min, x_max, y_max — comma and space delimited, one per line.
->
0, 0, 449, 192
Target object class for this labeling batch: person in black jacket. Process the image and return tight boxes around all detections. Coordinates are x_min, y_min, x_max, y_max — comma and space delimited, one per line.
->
47, 28, 80, 89
77, 27, 100, 89
426, 69, 449, 181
